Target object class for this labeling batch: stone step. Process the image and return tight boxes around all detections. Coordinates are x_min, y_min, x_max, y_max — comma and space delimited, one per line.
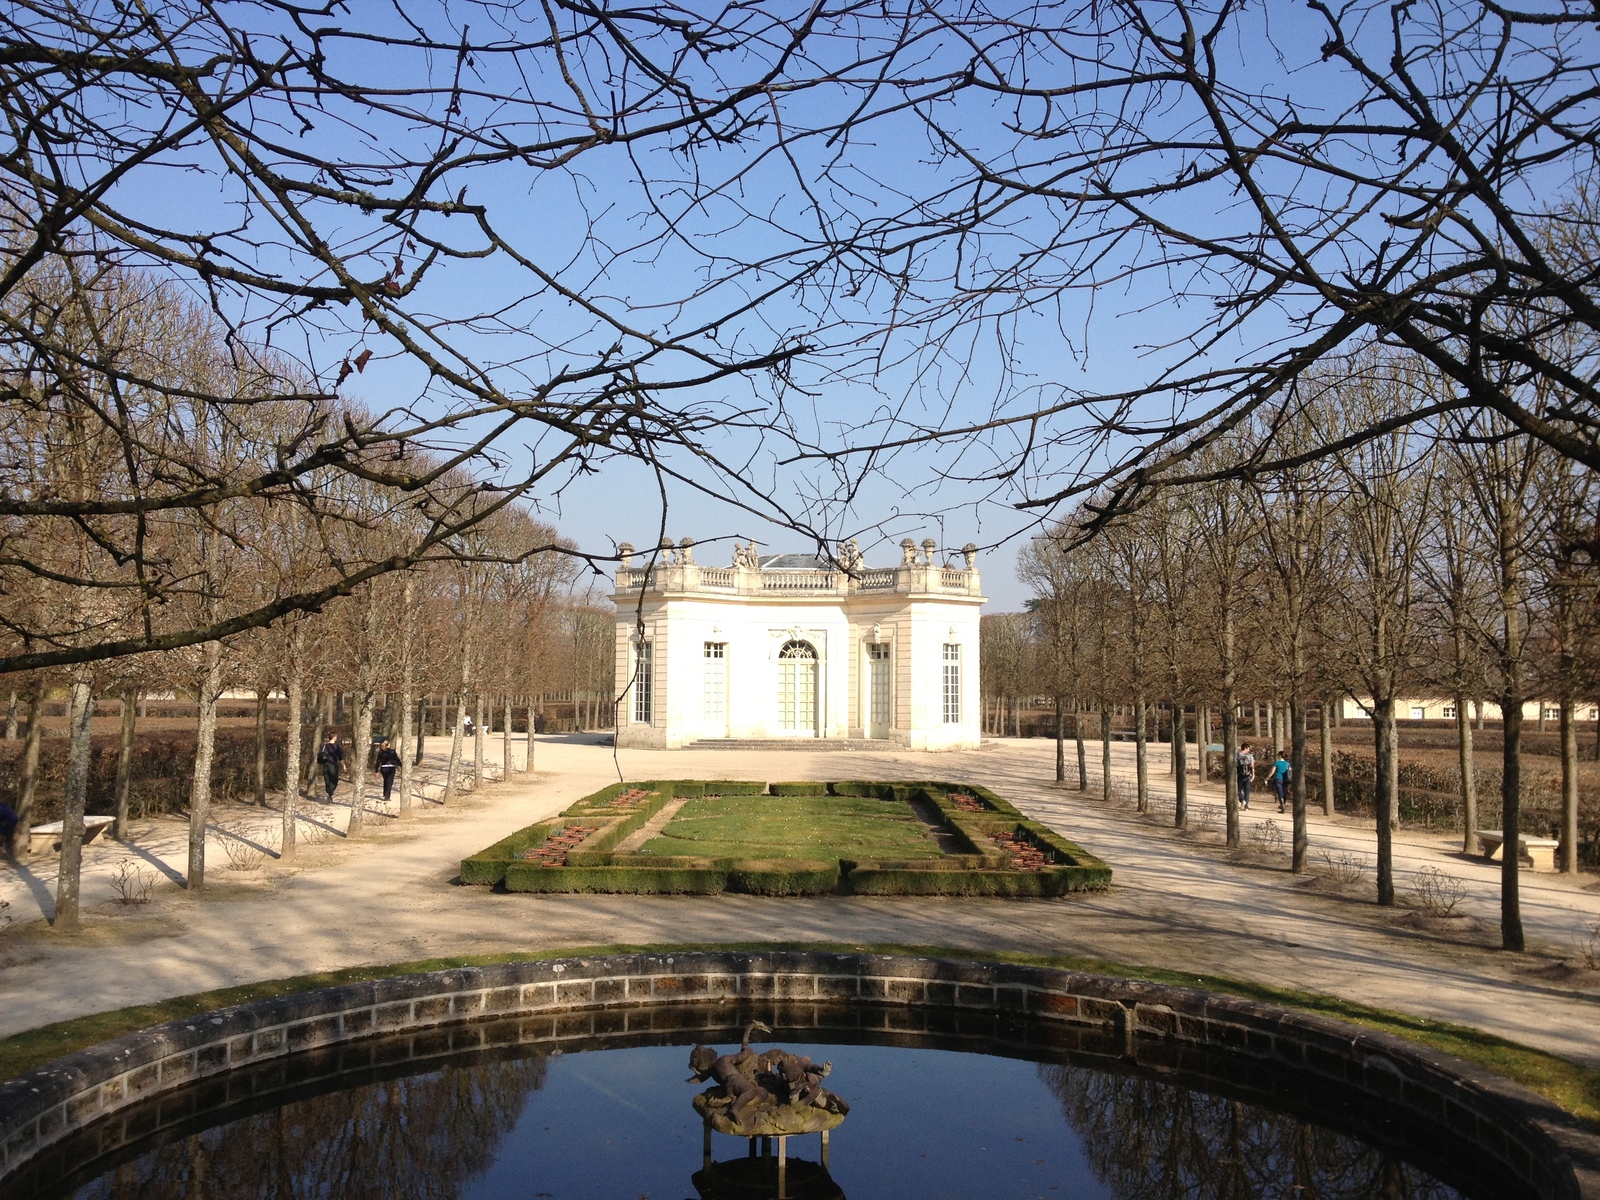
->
683, 738, 897, 752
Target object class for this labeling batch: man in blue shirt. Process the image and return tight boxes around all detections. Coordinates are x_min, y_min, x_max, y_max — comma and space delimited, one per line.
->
1270, 752, 1291, 813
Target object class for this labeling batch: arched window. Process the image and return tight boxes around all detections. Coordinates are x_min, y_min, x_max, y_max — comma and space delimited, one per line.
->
777, 640, 818, 734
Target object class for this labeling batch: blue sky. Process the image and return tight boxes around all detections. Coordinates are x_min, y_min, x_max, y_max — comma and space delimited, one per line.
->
80, 2, 1524, 614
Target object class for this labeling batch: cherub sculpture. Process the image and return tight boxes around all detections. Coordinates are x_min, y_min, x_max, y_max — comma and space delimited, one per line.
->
687, 1021, 850, 1134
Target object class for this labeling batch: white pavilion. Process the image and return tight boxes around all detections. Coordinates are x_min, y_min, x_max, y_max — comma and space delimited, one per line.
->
612, 537, 984, 750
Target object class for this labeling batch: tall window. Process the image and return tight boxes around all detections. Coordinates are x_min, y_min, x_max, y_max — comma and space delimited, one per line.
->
633, 640, 653, 724
703, 642, 726, 726
942, 643, 961, 724
868, 642, 891, 731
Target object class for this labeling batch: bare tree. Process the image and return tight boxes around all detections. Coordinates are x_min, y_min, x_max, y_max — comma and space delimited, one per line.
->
807, 4, 1600, 524
1330, 369, 1435, 908
1451, 408, 1550, 948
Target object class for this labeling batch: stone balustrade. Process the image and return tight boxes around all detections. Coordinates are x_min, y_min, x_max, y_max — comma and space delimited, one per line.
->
616, 564, 980, 597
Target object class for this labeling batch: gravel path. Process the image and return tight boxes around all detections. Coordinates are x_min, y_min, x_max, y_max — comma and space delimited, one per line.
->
2, 734, 1597, 1068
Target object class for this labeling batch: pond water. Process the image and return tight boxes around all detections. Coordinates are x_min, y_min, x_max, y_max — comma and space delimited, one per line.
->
25, 1029, 1484, 1200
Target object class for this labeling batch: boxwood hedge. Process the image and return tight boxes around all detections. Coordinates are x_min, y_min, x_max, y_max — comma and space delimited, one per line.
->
768, 781, 828, 796
462, 778, 1110, 896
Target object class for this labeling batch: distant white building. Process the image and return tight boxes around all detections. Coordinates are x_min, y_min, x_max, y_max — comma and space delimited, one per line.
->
612, 537, 984, 750
1340, 697, 1600, 723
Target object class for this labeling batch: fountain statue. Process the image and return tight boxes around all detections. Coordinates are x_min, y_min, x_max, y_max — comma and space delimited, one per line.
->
687, 1022, 849, 1137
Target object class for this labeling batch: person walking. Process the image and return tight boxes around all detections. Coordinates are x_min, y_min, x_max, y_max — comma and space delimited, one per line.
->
1269, 751, 1291, 813
316, 732, 345, 800
374, 737, 402, 803
0, 798, 18, 859
1236, 742, 1256, 811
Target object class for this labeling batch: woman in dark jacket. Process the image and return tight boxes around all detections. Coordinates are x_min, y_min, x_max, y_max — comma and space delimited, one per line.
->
316, 733, 345, 799
374, 739, 402, 802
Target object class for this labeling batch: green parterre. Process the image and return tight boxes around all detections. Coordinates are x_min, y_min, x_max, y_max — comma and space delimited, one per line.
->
460, 780, 1111, 896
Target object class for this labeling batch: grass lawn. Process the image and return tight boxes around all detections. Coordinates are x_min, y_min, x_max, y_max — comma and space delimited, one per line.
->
636, 794, 940, 860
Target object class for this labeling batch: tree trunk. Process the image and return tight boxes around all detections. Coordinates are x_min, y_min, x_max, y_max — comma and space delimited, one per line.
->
304, 690, 326, 791
474, 692, 487, 785
5, 690, 15, 740
187, 639, 223, 891
444, 693, 466, 804
1222, 692, 1240, 847
53, 667, 95, 933
1373, 695, 1396, 907
1054, 695, 1065, 783
254, 688, 269, 805
1252, 699, 1262, 738
503, 695, 513, 776
1319, 698, 1335, 817
14, 676, 45, 854
1290, 693, 1307, 873
1501, 688, 1526, 950
1134, 696, 1149, 813
1100, 704, 1112, 801
1455, 692, 1476, 853
526, 700, 537, 773
398, 579, 416, 812
1074, 700, 1087, 791
113, 688, 138, 840
414, 696, 427, 767
1172, 698, 1187, 828
282, 633, 304, 863
1386, 713, 1400, 831
1562, 698, 1579, 873
348, 688, 373, 836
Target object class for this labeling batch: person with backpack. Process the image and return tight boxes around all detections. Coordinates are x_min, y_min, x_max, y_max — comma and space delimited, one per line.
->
316, 732, 345, 800
374, 737, 402, 803
1236, 742, 1256, 811
1270, 751, 1292, 813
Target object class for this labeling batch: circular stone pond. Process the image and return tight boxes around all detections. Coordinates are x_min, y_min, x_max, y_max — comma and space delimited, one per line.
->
1, 953, 1594, 1199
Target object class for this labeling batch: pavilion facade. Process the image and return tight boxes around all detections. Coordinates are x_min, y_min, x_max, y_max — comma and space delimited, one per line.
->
612, 537, 984, 750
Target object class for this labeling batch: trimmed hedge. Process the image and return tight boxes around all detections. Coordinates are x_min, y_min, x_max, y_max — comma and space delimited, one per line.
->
827, 781, 899, 799
565, 789, 677, 863
846, 866, 1093, 897
463, 778, 1111, 896
726, 858, 839, 895
459, 820, 563, 885
504, 863, 728, 894
768, 781, 828, 796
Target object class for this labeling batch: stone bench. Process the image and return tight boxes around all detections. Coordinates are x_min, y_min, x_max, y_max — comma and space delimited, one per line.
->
1475, 829, 1559, 872
28, 815, 114, 856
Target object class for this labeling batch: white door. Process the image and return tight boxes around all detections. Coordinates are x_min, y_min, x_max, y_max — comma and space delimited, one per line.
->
703, 643, 727, 737
777, 640, 818, 736
868, 642, 891, 738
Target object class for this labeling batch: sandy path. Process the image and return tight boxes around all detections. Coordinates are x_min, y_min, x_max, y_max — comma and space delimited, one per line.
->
2, 735, 1598, 1070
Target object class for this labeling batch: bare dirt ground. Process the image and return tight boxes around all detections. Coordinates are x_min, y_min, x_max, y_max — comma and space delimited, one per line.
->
2, 735, 1598, 1068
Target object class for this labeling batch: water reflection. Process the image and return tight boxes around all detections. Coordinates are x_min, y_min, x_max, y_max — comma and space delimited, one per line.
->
71, 1058, 547, 1200
31, 1041, 1479, 1200
1043, 1065, 1461, 1200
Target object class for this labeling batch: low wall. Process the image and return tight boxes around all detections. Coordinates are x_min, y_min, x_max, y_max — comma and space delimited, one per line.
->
1, 951, 1595, 1198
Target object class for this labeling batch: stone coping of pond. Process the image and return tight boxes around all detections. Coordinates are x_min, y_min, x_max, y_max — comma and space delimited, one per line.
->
0, 950, 1595, 1199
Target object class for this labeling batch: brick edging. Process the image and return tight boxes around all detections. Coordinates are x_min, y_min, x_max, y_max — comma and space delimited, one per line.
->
0, 951, 1594, 1198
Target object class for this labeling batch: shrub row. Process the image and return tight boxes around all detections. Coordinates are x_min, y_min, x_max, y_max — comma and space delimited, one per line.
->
459, 820, 562, 885
502, 856, 841, 895
464, 779, 1112, 895
0, 730, 290, 824
566, 788, 677, 863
